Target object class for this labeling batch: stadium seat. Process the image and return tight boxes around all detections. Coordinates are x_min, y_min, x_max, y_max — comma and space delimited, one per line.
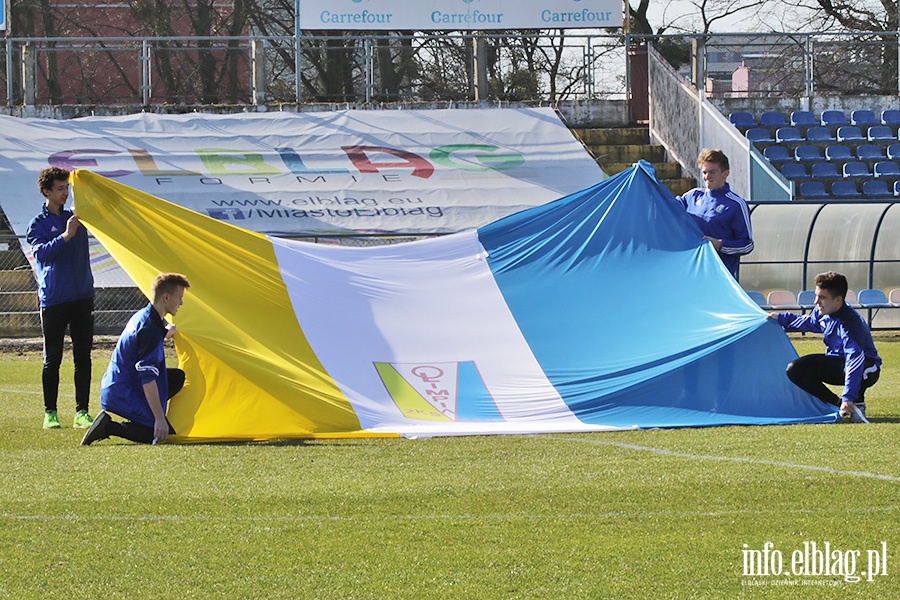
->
845, 289, 860, 307
825, 145, 852, 161
798, 181, 829, 198
851, 109, 879, 127
873, 161, 900, 178
746, 128, 773, 144
888, 143, 900, 160
810, 162, 840, 178
821, 110, 848, 127
863, 179, 890, 197
806, 126, 836, 142
856, 144, 884, 161
764, 145, 791, 164
894, 181, 900, 197
760, 111, 789, 128
867, 125, 895, 141
791, 110, 818, 128
881, 109, 900, 127
767, 290, 800, 310
837, 126, 865, 142
776, 127, 803, 143
794, 145, 822, 162
831, 180, 861, 197
843, 161, 871, 178
797, 290, 816, 309
858, 288, 891, 308
746, 290, 769, 309
729, 111, 756, 131
781, 163, 809, 179
889, 288, 900, 307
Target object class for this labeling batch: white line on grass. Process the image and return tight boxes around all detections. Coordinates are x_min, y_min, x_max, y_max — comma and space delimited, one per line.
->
552, 436, 900, 482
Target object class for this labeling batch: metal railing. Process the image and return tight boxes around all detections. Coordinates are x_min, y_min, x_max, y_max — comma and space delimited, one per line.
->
3, 31, 900, 107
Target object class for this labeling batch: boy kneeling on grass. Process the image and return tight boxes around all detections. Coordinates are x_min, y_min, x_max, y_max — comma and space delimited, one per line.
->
82, 273, 190, 445
767, 271, 881, 423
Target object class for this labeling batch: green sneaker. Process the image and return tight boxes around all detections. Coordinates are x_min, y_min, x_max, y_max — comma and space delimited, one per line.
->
73, 410, 94, 429
43, 410, 61, 429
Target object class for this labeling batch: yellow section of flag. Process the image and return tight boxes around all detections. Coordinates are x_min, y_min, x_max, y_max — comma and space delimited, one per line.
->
72, 169, 382, 441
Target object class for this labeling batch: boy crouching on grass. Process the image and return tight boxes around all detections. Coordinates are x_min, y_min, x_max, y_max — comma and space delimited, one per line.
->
81, 273, 190, 445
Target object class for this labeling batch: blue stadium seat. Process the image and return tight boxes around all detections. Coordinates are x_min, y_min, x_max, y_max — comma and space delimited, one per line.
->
843, 161, 872, 178
851, 109, 879, 127
746, 290, 770, 309
825, 145, 852, 161
831, 180, 861, 197
856, 144, 884, 161
858, 289, 891, 309
781, 163, 809, 179
895, 180, 900, 197
821, 110, 848, 127
806, 126, 836, 142
791, 110, 818, 128
873, 161, 900, 178
798, 181, 829, 198
887, 143, 900, 160
746, 128, 774, 143
811, 162, 840, 178
760, 111, 789, 128
763, 145, 791, 163
729, 111, 756, 131
837, 126, 865, 142
863, 179, 890, 197
797, 290, 816, 309
776, 127, 803, 143
867, 125, 895, 141
881, 109, 900, 126
794, 145, 822, 162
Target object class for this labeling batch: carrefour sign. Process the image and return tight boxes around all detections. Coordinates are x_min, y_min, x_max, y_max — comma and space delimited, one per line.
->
300, 0, 623, 31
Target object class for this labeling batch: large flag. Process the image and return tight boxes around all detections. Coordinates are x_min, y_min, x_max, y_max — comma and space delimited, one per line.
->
72, 163, 837, 441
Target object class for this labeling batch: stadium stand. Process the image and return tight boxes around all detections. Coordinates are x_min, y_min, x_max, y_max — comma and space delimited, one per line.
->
781, 163, 809, 179
837, 126, 865, 142
729, 111, 756, 132
791, 110, 818, 128
851, 109, 879, 127
807, 126, 836, 142
867, 125, 895, 141
825, 144, 852, 161
776, 127, 803, 143
798, 181, 829, 199
797, 290, 817, 309
843, 161, 872, 178
795, 145, 822, 162
863, 179, 890, 197
856, 144, 885, 161
821, 110, 848, 127
764, 145, 791, 164
760, 110, 789, 129
767, 290, 800, 309
874, 161, 900, 178
810, 162, 840, 179
831, 180, 861, 197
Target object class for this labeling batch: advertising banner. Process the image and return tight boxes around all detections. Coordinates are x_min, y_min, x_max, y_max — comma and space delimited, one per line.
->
299, 0, 623, 31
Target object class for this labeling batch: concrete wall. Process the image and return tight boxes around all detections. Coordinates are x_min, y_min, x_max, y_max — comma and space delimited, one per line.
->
709, 95, 899, 118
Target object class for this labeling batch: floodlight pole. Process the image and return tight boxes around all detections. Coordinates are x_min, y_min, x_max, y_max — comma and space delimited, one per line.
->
295, 0, 302, 104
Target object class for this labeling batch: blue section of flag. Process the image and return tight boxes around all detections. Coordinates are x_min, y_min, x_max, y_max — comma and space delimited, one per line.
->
456, 361, 504, 422
477, 161, 837, 427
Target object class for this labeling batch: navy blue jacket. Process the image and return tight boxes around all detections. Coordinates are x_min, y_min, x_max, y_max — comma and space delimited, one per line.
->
676, 183, 754, 277
776, 304, 882, 404
25, 205, 94, 307
101, 304, 170, 427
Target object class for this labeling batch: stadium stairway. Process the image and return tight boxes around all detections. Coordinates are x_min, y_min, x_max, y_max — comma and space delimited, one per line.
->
570, 126, 696, 196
